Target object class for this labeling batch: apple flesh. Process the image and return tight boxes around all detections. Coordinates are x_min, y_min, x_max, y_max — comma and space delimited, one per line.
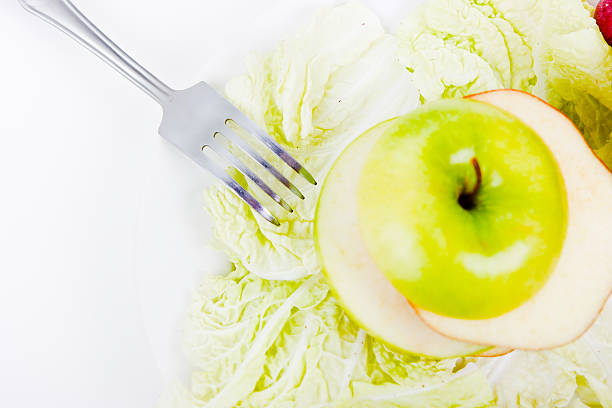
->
596, 0, 612, 46
417, 90, 612, 349
314, 119, 489, 358
357, 99, 568, 319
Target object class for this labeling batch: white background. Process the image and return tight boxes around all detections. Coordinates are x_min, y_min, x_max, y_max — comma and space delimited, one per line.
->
0, 1, 423, 407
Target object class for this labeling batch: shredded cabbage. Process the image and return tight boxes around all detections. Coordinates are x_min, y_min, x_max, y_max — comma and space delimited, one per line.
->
397, 0, 612, 168
160, 265, 612, 407
159, 265, 495, 408
475, 304, 612, 407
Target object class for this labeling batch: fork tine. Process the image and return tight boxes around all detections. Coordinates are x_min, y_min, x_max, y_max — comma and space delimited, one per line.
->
228, 118, 317, 186
209, 141, 293, 213
220, 128, 305, 200
193, 154, 280, 226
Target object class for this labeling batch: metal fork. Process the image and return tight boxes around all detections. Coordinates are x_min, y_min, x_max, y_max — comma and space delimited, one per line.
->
19, 0, 316, 226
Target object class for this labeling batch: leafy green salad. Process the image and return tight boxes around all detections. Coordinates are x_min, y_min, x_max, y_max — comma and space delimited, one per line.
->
159, 1, 612, 407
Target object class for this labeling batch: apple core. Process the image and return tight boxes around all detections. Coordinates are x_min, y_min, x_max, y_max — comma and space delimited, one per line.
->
457, 157, 482, 211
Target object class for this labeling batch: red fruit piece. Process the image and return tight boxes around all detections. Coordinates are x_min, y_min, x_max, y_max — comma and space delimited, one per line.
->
596, 0, 612, 46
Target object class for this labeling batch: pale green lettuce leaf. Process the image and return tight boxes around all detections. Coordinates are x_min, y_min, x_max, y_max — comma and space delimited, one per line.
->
473, 300, 612, 407
337, 366, 494, 408
480, 352, 580, 407
160, 278, 612, 408
397, 0, 612, 168
205, 2, 419, 280
159, 265, 494, 408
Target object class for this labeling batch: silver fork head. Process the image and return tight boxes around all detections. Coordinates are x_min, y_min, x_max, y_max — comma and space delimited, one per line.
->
158, 82, 316, 226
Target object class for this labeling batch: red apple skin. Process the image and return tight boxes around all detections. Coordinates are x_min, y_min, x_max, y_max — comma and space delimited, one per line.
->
475, 347, 514, 358
596, 0, 612, 46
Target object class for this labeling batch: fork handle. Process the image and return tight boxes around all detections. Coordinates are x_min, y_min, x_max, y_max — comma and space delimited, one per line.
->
19, 0, 174, 104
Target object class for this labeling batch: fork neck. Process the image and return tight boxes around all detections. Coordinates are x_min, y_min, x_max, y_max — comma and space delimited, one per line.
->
20, 0, 175, 105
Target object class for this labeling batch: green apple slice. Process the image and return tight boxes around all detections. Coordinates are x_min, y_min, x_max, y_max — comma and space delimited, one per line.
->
315, 119, 489, 358
416, 90, 612, 349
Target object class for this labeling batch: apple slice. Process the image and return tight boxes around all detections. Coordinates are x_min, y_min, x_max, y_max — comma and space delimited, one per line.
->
475, 347, 513, 358
315, 120, 489, 358
416, 89, 612, 350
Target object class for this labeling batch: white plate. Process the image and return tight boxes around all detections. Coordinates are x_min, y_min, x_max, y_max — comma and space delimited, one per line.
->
131, 0, 425, 387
